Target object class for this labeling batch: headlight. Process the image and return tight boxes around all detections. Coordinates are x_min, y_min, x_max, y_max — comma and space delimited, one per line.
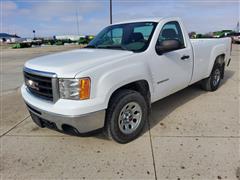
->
59, 78, 91, 100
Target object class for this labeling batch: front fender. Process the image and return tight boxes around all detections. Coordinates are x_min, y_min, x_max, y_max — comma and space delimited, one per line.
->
96, 62, 154, 108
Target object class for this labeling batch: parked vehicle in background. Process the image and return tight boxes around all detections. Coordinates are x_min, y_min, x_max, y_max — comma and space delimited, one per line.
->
230, 32, 240, 44
21, 17, 232, 143
213, 30, 233, 38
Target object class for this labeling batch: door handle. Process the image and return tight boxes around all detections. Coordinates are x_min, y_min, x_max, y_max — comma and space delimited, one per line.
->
181, 55, 190, 60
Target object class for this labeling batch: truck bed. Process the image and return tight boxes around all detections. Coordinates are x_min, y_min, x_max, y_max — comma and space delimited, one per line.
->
190, 38, 232, 84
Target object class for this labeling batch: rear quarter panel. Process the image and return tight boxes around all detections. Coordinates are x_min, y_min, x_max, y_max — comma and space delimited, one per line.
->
190, 38, 231, 84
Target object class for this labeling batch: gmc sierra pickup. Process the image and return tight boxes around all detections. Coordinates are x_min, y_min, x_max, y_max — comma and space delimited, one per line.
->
21, 17, 232, 143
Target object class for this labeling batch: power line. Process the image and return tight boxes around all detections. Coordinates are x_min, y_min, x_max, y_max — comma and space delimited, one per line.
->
76, 9, 80, 35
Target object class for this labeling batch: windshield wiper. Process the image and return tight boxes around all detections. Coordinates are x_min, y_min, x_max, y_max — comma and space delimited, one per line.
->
85, 45, 97, 48
97, 45, 132, 51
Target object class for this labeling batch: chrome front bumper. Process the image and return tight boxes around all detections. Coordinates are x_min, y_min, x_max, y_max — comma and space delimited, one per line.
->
26, 103, 105, 134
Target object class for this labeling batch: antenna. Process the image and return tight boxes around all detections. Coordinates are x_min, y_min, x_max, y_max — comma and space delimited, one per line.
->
76, 9, 80, 35
237, 21, 239, 32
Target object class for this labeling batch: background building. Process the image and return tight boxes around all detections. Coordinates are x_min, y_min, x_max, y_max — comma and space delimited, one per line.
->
0, 33, 26, 43
55, 35, 85, 41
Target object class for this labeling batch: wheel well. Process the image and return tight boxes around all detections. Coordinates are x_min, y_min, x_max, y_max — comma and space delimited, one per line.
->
214, 54, 225, 79
108, 80, 151, 109
215, 54, 225, 66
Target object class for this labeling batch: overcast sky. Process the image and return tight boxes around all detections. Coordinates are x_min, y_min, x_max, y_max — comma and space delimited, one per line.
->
1, 0, 239, 37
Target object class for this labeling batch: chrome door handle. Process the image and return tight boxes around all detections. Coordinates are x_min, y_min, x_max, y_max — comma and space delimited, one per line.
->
181, 55, 190, 60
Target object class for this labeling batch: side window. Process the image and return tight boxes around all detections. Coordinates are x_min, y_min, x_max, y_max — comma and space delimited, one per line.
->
158, 21, 185, 49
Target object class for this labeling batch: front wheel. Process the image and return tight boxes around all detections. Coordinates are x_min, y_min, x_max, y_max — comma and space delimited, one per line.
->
104, 89, 148, 144
201, 64, 223, 91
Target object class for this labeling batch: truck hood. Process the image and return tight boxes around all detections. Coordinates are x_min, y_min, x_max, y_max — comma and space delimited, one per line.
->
25, 48, 134, 77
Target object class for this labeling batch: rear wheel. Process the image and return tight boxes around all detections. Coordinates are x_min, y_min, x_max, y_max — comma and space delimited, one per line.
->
201, 63, 223, 91
104, 89, 148, 143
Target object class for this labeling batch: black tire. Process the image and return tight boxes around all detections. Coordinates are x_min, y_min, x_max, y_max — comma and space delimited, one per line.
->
201, 63, 223, 91
104, 89, 148, 144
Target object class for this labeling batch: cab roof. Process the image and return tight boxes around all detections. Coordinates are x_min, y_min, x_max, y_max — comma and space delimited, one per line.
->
112, 18, 164, 25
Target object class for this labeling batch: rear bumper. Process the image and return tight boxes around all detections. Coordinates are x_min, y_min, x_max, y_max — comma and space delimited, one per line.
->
26, 102, 105, 134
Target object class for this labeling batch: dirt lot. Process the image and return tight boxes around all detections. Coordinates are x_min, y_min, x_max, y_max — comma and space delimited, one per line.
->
0, 45, 239, 179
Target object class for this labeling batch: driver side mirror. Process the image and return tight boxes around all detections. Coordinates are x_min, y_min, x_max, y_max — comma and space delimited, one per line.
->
155, 39, 181, 55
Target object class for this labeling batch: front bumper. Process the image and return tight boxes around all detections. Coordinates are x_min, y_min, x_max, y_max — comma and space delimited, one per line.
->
26, 103, 105, 134
21, 85, 106, 134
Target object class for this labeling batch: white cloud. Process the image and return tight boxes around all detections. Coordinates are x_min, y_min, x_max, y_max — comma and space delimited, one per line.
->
1, 0, 17, 17
1, 0, 239, 37
2, 0, 104, 22
1, 0, 107, 36
2, 0, 17, 11
60, 16, 83, 23
112, 1, 239, 33
24, 1, 103, 21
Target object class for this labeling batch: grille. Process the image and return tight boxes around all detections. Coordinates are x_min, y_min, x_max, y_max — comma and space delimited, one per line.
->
24, 71, 53, 101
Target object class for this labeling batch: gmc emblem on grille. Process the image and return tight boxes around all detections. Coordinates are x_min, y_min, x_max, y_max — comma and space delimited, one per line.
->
26, 79, 39, 90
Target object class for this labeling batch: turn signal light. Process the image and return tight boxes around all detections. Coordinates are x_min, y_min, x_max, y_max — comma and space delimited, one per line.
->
79, 78, 91, 100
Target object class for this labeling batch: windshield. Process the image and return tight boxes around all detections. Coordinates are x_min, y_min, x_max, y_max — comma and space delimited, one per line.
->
87, 22, 158, 52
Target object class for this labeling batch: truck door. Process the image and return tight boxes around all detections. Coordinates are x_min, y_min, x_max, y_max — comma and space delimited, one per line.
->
150, 21, 193, 101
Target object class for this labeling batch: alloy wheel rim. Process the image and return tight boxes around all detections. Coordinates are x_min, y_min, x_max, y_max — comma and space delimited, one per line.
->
118, 102, 142, 134
213, 69, 221, 86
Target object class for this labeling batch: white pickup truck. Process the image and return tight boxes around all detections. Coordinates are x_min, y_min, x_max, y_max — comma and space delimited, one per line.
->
21, 17, 232, 143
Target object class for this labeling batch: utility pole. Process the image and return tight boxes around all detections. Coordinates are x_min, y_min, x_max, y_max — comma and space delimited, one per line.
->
33, 30, 36, 39
110, 0, 112, 24
76, 9, 80, 35
237, 21, 239, 32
